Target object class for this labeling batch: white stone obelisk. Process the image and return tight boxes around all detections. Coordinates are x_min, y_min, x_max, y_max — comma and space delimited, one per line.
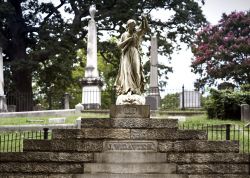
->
146, 35, 160, 110
0, 46, 7, 112
81, 5, 103, 109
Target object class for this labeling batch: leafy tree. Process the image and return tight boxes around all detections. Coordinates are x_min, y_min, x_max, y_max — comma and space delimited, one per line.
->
0, 0, 206, 110
192, 11, 250, 90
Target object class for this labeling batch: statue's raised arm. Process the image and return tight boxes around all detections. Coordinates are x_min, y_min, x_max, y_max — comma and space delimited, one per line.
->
137, 14, 149, 37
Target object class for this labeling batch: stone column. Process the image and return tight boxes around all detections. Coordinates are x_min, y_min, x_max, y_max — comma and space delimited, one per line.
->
0, 46, 7, 112
146, 35, 160, 110
241, 104, 250, 122
64, 93, 70, 109
81, 5, 103, 109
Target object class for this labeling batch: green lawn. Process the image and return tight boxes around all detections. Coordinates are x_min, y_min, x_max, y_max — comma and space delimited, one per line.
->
179, 114, 245, 126
0, 113, 109, 126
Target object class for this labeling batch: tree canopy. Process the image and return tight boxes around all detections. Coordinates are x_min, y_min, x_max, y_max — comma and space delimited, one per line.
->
0, 0, 206, 110
191, 11, 250, 89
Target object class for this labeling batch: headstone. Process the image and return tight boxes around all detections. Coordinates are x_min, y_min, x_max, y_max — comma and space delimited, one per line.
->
81, 5, 103, 109
179, 91, 201, 108
0, 47, 7, 112
146, 35, 160, 110
75, 103, 84, 113
48, 117, 66, 124
241, 104, 250, 122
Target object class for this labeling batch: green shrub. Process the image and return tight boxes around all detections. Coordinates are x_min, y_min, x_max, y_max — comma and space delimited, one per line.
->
205, 89, 250, 120
161, 93, 179, 110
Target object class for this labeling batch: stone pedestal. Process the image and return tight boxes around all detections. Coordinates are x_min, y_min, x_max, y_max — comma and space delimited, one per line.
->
110, 105, 150, 118
241, 104, 250, 122
146, 87, 160, 110
0, 95, 7, 112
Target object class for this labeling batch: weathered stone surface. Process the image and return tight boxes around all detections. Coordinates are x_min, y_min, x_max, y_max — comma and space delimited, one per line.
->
111, 118, 150, 128
0, 152, 93, 162
81, 118, 111, 128
177, 164, 249, 174
23, 140, 103, 152
0, 174, 76, 178
167, 153, 248, 163
150, 118, 178, 129
103, 140, 157, 152
110, 105, 150, 118
0, 163, 83, 173
130, 129, 206, 140
188, 175, 250, 178
75, 173, 187, 178
52, 129, 83, 139
177, 130, 207, 140
84, 163, 176, 174
95, 152, 167, 163
159, 140, 239, 152
131, 129, 176, 140
82, 128, 130, 139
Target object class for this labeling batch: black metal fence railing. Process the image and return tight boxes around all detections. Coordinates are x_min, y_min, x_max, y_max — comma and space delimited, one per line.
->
161, 86, 203, 110
5, 86, 203, 112
179, 123, 250, 153
0, 128, 51, 152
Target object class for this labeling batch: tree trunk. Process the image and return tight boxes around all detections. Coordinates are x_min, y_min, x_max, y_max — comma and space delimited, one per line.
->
12, 68, 33, 111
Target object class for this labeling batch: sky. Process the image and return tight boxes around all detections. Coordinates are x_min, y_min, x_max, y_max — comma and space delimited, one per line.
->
163, 0, 250, 94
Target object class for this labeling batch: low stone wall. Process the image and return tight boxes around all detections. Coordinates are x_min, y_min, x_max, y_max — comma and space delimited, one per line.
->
0, 109, 78, 118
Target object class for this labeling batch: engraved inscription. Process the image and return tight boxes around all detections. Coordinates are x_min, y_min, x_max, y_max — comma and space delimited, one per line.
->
123, 107, 137, 115
104, 141, 157, 152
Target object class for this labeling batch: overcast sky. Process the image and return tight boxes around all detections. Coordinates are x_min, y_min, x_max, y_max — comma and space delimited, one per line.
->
163, 0, 250, 94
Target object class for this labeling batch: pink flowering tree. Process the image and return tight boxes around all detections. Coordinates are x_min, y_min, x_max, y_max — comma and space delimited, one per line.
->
191, 11, 250, 89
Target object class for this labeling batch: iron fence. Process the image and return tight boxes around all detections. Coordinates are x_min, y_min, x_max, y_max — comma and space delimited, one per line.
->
0, 128, 51, 152
5, 86, 202, 112
179, 123, 250, 153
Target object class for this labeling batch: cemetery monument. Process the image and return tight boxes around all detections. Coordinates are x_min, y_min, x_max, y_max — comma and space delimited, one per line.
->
81, 5, 103, 109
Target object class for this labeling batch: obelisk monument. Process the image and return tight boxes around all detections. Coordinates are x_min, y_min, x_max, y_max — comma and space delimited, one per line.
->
81, 5, 103, 109
146, 35, 160, 110
0, 46, 7, 112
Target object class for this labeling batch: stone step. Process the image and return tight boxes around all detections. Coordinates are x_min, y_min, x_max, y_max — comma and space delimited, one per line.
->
81, 118, 178, 129
23, 139, 103, 152
84, 163, 176, 174
159, 140, 239, 153
94, 152, 167, 163
52, 128, 207, 140
0, 162, 83, 173
177, 164, 249, 174
0, 152, 93, 162
65, 128, 206, 140
75, 173, 187, 178
0, 174, 75, 178
167, 153, 249, 163
188, 175, 250, 178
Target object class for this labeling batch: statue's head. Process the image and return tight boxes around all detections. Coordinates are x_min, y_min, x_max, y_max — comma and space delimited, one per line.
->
126, 19, 136, 31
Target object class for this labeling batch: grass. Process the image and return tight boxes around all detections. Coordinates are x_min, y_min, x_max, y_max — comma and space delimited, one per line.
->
179, 114, 250, 153
180, 114, 245, 126
0, 113, 109, 126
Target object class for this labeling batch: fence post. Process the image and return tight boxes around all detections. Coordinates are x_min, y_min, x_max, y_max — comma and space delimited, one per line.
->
43, 128, 49, 140
226, 124, 231, 140
181, 85, 185, 110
